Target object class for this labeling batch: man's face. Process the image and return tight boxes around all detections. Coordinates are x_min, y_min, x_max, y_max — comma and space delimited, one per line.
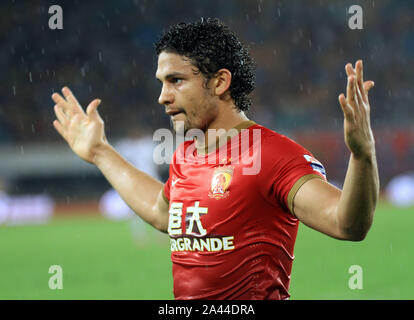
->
156, 52, 218, 134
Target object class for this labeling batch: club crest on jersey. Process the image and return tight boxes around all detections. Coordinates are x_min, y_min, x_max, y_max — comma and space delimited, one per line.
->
303, 154, 326, 176
208, 166, 234, 200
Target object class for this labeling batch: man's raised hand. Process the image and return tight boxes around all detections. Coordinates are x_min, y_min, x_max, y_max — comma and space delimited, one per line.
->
52, 87, 107, 164
338, 60, 376, 160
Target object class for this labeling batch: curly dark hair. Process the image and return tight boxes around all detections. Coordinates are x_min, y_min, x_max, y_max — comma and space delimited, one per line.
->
154, 18, 256, 112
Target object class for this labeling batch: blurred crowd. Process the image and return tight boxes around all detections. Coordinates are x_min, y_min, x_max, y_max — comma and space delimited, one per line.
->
1, 0, 413, 186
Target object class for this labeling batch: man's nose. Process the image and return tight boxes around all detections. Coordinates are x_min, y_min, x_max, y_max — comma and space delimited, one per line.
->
158, 85, 174, 106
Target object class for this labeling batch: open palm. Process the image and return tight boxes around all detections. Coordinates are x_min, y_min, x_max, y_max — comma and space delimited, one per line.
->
52, 87, 106, 164
338, 60, 375, 159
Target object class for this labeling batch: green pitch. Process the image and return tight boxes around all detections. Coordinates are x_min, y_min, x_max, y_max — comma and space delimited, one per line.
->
0, 202, 412, 299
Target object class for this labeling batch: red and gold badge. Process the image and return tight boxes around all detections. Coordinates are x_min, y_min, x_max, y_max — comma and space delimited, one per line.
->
208, 166, 234, 199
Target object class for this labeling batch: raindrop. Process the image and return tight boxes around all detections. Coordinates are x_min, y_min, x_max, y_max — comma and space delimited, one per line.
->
31, 124, 35, 133
12, 85, 16, 96
81, 67, 86, 77
98, 51, 103, 62
20, 145, 24, 155
258, 3, 262, 13
277, 8, 281, 17
28, 72, 33, 83
41, 48, 45, 55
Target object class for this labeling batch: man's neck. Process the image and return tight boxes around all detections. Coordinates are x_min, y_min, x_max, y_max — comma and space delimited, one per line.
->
194, 108, 250, 155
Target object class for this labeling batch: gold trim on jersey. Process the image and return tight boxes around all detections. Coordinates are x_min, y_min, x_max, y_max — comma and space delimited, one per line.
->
233, 120, 257, 131
287, 173, 324, 218
162, 188, 169, 204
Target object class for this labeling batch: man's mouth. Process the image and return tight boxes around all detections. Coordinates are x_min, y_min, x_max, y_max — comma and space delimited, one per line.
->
166, 109, 185, 117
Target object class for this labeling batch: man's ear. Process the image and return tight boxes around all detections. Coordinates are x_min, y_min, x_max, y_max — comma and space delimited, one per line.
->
212, 69, 232, 96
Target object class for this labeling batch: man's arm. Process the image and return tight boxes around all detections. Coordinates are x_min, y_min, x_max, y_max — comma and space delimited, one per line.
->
52, 87, 169, 233
93, 144, 169, 232
292, 60, 379, 241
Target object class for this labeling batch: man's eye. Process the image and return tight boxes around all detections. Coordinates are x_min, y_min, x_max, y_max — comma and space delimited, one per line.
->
172, 78, 183, 84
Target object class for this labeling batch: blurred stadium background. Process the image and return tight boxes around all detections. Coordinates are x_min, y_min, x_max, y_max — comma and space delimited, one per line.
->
0, 0, 413, 299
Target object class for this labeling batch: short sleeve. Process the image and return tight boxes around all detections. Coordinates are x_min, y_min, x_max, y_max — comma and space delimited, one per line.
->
162, 147, 178, 204
163, 177, 170, 203
257, 133, 327, 213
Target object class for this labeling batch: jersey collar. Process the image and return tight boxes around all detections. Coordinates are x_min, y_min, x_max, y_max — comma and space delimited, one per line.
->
195, 120, 257, 156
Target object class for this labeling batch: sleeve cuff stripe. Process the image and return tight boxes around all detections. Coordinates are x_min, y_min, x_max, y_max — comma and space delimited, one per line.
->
287, 173, 324, 217
162, 188, 169, 204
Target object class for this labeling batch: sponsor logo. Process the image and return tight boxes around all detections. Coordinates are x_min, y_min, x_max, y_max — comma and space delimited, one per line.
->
170, 236, 235, 252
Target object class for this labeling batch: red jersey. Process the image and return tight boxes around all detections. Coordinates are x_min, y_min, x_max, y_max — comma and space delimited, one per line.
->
163, 121, 326, 300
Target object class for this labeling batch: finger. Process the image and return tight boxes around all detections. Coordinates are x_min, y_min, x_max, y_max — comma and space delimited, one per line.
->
345, 63, 355, 77
355, 79, 364, 108
363, 81, 375, 93
355, 60, 366, 102
62, 87, 86, 115
62, 86, 80, 106
339, 93, 355, 122
86, 99, 102, 121
53, 119, 67, 140
54, 104, 68, 127
349, 76, 364, 118
52, 92, 73, 116
52, 92, 66, 105
353, 77, 365, 118
346, 75, 357, 106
